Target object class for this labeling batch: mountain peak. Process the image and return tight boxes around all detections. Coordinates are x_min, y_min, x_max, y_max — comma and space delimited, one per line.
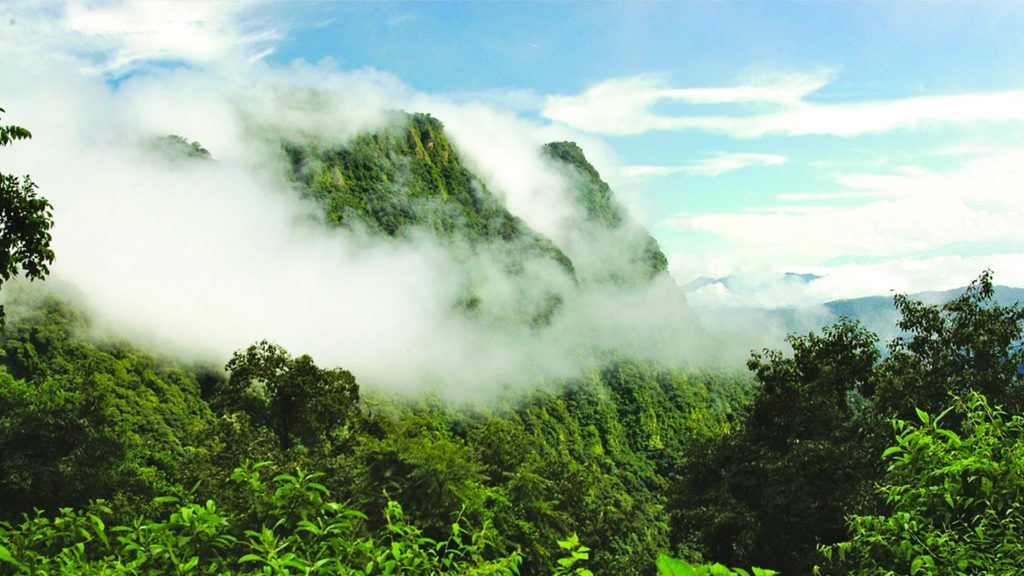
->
543, 141, 669, 282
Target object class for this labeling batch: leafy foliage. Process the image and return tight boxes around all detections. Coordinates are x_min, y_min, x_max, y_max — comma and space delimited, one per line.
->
819, 392, 1024, 575
215, 340, 360, 451
673, 271, 1024, 575
151, 134, 212, 160
7, 104, 1024, 576
0, 290, 750, 575
672, 320, 879, 574
655, 555, 777, 576
0, 464, 521, 575
873, 269, 1024, 421
0, 108, 32, 147
0, 297, 215, 517
0, 107, 54, 323
552, 534, 593, 576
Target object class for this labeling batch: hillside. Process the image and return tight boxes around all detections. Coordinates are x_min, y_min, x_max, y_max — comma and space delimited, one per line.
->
0, 108, 741, 575
542, 141, 668, 285
284, 113, 574, 272
7, 102, 1020, 576
280, 112, 681, 332
0, 284, 751, 575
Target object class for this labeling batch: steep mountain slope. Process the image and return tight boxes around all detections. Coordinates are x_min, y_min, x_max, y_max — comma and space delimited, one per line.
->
284, 112, 574, 273
282, 112, 683, 331
543, 141, 669, 285
283, 112, 582, 327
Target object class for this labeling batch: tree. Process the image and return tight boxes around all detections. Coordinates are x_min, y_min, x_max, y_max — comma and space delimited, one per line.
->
0, 297, 217, 517
671, 271, 1024, 574
0, 107, 54, 323
216, 340, 361, 452
152, 134, 211, 160
671, 319, 880, 574
873, 270, 1024, 423
819, 392, 1024, 575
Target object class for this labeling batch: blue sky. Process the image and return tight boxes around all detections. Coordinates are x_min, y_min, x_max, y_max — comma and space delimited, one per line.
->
273, 1, 1024, 303
6, 1, 1024, 306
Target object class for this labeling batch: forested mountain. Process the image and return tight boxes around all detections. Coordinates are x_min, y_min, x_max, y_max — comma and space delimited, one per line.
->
284, 113, 574, 272
0, 111, 745, 575
825, 284, 1024, 328
541, 141, 668, 285
280, 112, 681, 331
3, 109, 1024, 576
0, 289, 751, 575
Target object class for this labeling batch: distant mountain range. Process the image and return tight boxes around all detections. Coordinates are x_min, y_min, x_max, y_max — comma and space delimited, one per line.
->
681, 272, 823, 293
685, 277, 1024, 347
824, 284, 1024, 334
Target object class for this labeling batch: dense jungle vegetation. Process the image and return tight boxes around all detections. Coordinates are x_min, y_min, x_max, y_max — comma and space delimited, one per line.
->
2, 109, 1023, 574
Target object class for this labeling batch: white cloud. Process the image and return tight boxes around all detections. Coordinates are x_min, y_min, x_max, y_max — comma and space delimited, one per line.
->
678, 254, 1024, 353
543, 72, 1024, 137
776, 191, 877, 202
681, 254, 1024, 310
675, 150, 1024, 254
665, 150, 1024, 301
1, 1, 279, 74
626, 152, 786, 178
0, 15, 722, 399
542, 71, 829, 136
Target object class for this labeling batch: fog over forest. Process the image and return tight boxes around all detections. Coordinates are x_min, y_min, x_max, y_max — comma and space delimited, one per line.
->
1, 55, 734, 399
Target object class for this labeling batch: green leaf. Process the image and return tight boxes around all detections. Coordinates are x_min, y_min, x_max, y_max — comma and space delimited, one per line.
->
882, 445, 903, 458
656, 555, 698, 576
709, 564, 734, 576
0, 543, 23, 568
910, 555, 933, 575
915, 407, 930, 425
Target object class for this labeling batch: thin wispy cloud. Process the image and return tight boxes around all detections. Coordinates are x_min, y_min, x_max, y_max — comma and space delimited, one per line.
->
776, 191, 878, 202
543, 72, 1024, 138
387, 12, 417, 27
681, 253, 1024, 310
2, 1, 279, 74
626, 152, 786, 178
542, 71, 828, 136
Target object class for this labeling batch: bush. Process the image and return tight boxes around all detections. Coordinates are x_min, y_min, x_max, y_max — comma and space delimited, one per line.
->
819, 392, 1024, 575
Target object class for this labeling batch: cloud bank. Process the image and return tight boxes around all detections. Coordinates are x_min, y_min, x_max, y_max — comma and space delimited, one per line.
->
543, 71, 1024, 137
625, 153, 787, 178
0, 6, 717, 400
666, 147, 1024, 303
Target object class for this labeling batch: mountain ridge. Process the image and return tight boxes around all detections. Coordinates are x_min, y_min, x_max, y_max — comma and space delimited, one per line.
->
280, 111, 680, 329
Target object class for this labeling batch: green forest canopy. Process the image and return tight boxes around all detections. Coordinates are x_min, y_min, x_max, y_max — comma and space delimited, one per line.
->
1, 108, 1022, 575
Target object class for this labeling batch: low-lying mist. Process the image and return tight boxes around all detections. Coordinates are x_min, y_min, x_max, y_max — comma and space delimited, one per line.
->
2, 57, 737, 400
